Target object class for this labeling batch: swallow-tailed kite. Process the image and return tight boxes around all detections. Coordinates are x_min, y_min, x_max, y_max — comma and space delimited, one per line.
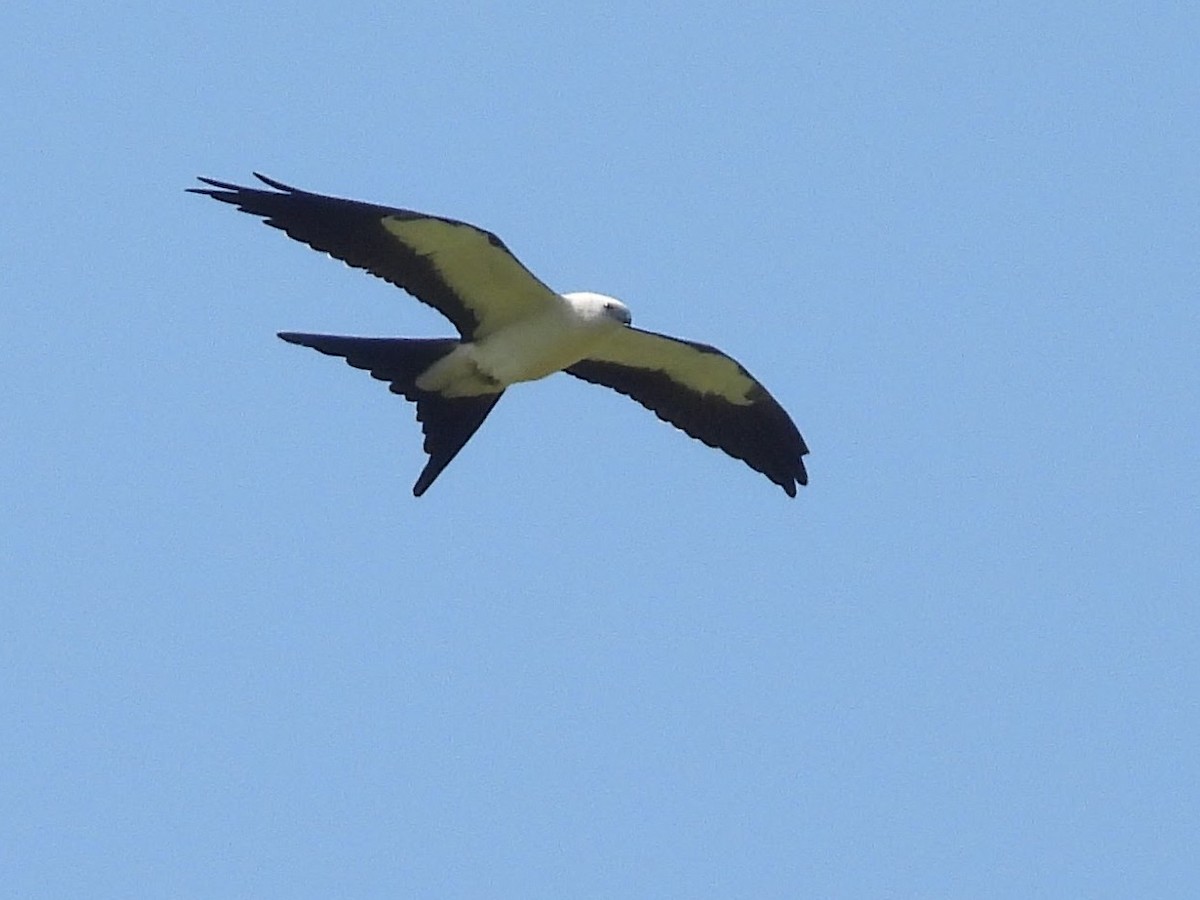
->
189, 174, 809, 496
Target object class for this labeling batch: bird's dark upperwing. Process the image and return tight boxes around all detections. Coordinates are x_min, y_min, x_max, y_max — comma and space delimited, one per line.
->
189, 174, 559, 340
567, 328, 808, 496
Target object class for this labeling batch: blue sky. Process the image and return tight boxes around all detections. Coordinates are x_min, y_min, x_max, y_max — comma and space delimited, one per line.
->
3, 1, 1198, 896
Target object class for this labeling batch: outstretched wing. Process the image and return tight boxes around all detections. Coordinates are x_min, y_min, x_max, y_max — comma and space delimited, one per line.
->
277, 332, 503, 497
567, 328, 808, 496
189, 174, 559, 340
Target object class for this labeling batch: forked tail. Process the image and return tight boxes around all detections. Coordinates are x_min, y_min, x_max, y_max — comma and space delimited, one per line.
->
278, 333, 503, 496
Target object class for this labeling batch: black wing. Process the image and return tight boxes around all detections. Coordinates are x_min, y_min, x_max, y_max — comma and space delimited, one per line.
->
567, 328, 808, 496
190, 174, 558, 340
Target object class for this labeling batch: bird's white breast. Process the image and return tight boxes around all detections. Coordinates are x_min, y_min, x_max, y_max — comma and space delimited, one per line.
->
416, 298, 619, 396
472, 302, 611, 383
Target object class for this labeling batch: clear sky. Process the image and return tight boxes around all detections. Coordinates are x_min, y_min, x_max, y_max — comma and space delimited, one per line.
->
4, 1, 1198, 896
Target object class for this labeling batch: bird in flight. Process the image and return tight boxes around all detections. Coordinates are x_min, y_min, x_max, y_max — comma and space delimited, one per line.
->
189, 174, 809, 496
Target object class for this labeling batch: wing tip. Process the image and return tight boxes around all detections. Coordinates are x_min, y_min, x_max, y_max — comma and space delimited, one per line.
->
777, 472, 803, 498
188, 175, 238, 192
186, 173, 297, 200
782, 447, 809, 497
185, 176, 240, 202
253, 172, 297, 192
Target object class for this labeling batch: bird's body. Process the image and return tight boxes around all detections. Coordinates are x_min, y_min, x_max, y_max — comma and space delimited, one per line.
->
425, 292, 630, 394
189, 174, 809, 496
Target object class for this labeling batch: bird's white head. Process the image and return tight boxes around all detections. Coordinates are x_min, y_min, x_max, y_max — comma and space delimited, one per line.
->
563, 291, 633, 327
